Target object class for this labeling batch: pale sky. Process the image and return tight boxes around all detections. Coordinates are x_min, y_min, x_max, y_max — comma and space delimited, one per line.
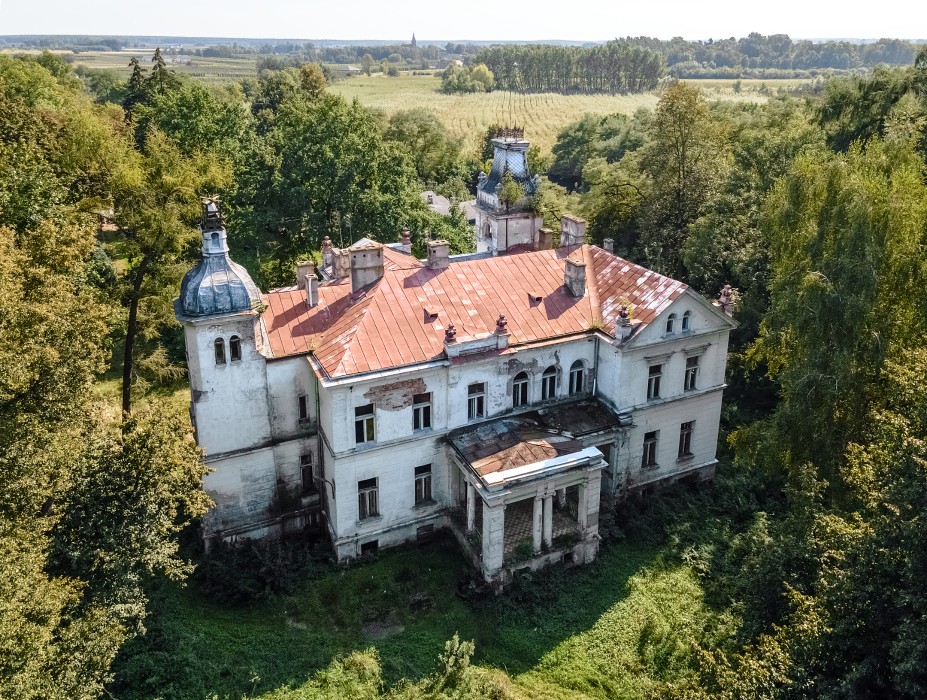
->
0, 0, 923, 42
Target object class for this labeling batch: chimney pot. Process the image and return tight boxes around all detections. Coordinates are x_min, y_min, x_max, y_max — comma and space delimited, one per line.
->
603, 238, 614, 253
537, 227, 554, 251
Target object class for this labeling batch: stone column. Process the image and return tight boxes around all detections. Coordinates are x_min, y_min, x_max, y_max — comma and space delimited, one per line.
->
578, 483, 588, 531
481, 502, 506, 581
557, 488, 566, 509
543, 495, 553, 548
532, 496, 543, 554
466, 482, 476, 533
584, 471, 602, 539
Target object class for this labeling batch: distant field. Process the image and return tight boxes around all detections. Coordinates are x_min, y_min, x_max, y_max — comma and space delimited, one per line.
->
331, 74, 802, 155
3, 50, 810, 153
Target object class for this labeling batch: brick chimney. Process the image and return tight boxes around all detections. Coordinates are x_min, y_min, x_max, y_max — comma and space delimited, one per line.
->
603, 238, 614, 253
427, 240, 450, 270
332, 248, 351, 279
564, 257, 586, 297
560, 214, 587, 247
617, 305, 633, 341
349, 239, 385, 293
537, 227, 554, 251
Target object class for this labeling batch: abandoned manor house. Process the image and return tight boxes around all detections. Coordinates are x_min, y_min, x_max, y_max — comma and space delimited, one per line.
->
175, 134, 737, 584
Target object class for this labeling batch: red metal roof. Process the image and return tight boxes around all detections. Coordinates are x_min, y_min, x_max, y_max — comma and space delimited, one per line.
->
262, 245, 686, 379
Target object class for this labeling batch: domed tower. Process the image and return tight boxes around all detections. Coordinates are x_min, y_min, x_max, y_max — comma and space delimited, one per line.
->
474, 127, 544, 254
176, 200, 272, 457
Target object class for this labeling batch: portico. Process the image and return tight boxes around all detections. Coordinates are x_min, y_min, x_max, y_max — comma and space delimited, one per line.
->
449, 415, 605, 584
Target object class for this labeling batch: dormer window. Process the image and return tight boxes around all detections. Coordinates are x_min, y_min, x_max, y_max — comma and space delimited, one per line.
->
229, 335, 241, 362
214, 338, 226, 365
682, 310, 692, 332
665, 313, 677, 334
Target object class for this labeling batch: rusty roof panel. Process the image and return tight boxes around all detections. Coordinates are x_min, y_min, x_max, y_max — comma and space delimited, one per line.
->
262, 245, 687, 378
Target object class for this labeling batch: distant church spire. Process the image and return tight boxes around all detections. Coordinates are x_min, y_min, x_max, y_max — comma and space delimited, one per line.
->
411, 33, 417, 49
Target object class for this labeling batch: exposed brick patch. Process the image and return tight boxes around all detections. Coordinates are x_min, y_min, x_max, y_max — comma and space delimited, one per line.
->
363, 378, 427, 411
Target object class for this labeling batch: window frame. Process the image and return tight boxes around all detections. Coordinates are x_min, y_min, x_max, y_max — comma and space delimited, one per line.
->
214, 337, 226, 365
568, 360, 585, 395
298, 394, 310, 423
467, 383, 485, 421
414, 464, 433, 505
412, 392, 432, 431
513, 371, 529, 408
354, 404, 376, 444
541, 366, 557, 401
684, 355, 700, 392
300, 452, 318, 495
678, 421, 695, 460
642, 430, 659, 468
357, 477, 379, 519
682, 310, 692, 332
665, 313, 677, 334
647, 364, 662, 400
229, 335, 242, 362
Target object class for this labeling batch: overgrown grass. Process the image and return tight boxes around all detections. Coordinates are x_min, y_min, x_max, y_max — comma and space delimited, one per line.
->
111, 517, 736, 700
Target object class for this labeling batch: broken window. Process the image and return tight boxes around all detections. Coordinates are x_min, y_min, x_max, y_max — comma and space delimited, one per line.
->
467, 383, 485, 420
684, 356, 700, 392
569, 360, 585, 394
678, 421, 695, 459
682, 310, 692, 332
513, 371, 529, 408
298, 394, 310, 422
229, 335, 241, 362
647, 364, 662, 400
642, 431, 658, 468
300, 453, 318, 495
542, 366, 557, 400
354, 404, 375, 444
358, 477, 378, 519
413, 392, 431, 431
414, 464, 432, 504
214, 337, 226, 365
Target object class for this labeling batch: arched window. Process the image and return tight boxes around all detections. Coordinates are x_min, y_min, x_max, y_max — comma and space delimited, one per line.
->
682, 310, 692, 332
229, 335, 241, 362
569, 360, 585, 395
513, 371, 529, 408
665, 313, 677, 334
214, 337, 226, 365
541, 366, 557, 401
210, 231, 220, 249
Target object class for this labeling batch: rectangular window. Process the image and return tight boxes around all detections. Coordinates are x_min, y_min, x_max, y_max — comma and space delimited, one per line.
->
684, 356, 700, 391
569, 365, 585, 394
414, 464, 432, 504
513, 375, 529, 408
300, 453, 318, 495
467, 383, 485, 420
358, 477, 378, 519
642, 430, 658, 468
354, 404, 375, 444
647, 364, 662, 400
413, 392, 432, 431
298, 394, 309, 422
678, 421, 695, 460
541, 370, 557, 401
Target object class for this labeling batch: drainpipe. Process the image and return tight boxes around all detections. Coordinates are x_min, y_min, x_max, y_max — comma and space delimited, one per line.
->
592, 335, 599, 397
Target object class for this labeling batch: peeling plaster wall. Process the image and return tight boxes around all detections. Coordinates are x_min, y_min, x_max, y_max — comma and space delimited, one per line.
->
266, 357, 316, 440
186, 313, 272, 456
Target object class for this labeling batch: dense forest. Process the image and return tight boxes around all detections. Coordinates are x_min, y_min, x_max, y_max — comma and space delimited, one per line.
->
2, 39, 927, 700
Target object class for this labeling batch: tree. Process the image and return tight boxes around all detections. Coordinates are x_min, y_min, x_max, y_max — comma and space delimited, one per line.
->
298, 62, 327, 100
385, 108, 463, 184
122, 57, 147, 118
360, 53, 374, 76
113, 129, 229, 414
637, 82, 729, 277
147, 47, 178, 97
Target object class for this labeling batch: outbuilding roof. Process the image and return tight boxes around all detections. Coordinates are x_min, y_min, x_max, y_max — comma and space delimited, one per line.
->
261, 245, 686, 379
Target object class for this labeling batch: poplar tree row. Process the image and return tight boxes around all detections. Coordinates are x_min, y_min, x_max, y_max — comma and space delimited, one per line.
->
474, 41, 664, 95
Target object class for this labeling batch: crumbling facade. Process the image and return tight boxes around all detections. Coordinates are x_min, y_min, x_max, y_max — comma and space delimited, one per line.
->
177, 192, 735, 585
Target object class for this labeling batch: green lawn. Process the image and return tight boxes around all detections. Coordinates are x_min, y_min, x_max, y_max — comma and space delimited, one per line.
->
111, 528, 723, 700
